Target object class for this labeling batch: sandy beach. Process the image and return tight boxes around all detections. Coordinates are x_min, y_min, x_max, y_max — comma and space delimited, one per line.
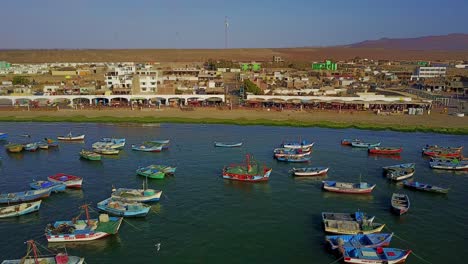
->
0, 107, 466, 134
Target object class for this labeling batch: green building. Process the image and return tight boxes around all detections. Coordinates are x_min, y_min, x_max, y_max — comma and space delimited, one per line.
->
0, 61, 11, 69
312, 60, 337, 71
241, 63, 261, 71
417, 61, 429, 66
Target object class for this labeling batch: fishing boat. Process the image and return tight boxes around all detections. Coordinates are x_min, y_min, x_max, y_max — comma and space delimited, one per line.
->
422, 145, 463, 152
0, 132, 7, 140
37, 141, 49, 150
368, 147, 402, 155
323, 219, 385, 235
136, 165, 176, 179
23, 143, 39, 152
145, 141, 169, 150
93, 147, 120, 155
391, 193, 410, 215
423, 150, 461, 158
273, 147, 311, 158
80, 150, 101, 161
214, 142, 243, 148
291, 167, 329, 177
276, 155, 312, 163
322, 181, 376, 194
429, 159, 468, 170
341, 247, 412, 264
351, 142, 381, 148
92, 138, 126, 149
341, 139, 360, 146
111, 187, 162, 203
48, 173, 83, 188
403, 181, 449, 194
57, 133, 85, 141
30, 180, 66, 193
386, 168, 415, 181
282, 140, 314, 149
1, 240, 85, 264
0, 201, 42, 218
325, 233, 393, 250
322, 212, 375, 223
222, 154, 272, 182
0, 189, 51, 204
45, 205, 123, 242
5, 143, 23, 153
44, 138, 59, 147
97, 198, 151, 217
131, 144, 163, 152
382, 163, 415, 171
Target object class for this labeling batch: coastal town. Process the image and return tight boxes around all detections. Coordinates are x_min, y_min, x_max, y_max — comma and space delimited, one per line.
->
0, 57, 467, 116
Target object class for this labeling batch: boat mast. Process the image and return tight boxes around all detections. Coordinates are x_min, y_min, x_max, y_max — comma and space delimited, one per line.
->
27, 240, 40, 264
81, 204, 90, 226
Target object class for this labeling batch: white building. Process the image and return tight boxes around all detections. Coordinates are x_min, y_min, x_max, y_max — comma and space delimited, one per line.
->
105, 65, 136, 90
135, 68, 159, 93
411, 66, 446, 80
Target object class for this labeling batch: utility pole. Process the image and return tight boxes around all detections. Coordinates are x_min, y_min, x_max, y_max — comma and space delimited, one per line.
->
224, 16, 229, 49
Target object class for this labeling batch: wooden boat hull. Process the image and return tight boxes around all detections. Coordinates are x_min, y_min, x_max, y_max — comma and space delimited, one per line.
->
131, 145, 162, 152
403, 181, 449, 194
222, 169, 272, 182
0, 133, 8, 140
429, 161, 468, 170
3, 256, 85, 264
94, 148, 120, 155
292, 167, 329, 177
48, 173, 83, 188
343, 247, 412, 264
30, 181, 66, 193
386, 170, 414, 181
0, 200, 42, 218
276, 156, 312, 162
282, 142, 314, 149
6, 145, 23, 153
80, 151, 101, 161
423, 150, 461, 158
45, 217, 123, 242
391, 193, 410, 216
322, 181, 376, 194
214, 142, 243, 147
97, 198, 150, 217
341, 139, 360, 146
351, 142, 380, 148
57, 135, 85, 141
0, 189, 51, 204
368, 147, 402, 155
323, 220, 385, 235
325, 233, 393, 250
111, 188, 162, 203
383, 163, 415, 170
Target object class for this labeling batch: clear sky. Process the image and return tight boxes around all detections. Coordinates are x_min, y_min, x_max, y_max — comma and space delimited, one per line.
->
2, 0, 467, 49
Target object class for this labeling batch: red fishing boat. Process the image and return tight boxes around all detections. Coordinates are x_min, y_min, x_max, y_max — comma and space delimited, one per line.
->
222, 154, 272, 182
368, 147, 402, 155
423, 150, 461, 158
48, 173, 83, 188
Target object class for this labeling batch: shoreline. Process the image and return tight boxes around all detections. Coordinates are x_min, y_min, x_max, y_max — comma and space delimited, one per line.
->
0, 108, 467, 135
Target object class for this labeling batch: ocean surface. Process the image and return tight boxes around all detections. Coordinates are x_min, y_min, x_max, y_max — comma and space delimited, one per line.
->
0, 122, 467, 263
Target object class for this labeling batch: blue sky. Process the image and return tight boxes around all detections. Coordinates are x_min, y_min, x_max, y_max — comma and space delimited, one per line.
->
1, 0, 467, 49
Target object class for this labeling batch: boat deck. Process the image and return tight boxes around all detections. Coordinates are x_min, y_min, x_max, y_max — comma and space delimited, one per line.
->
95, 218, 122, 234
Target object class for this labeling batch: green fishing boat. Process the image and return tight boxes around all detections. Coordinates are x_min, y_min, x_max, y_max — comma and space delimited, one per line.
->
80, 150, 102, 161
5, 143, 23, 153
136, 165, 176, 179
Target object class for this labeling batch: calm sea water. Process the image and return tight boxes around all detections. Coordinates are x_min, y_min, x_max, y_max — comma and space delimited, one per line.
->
0, 122, 467, 263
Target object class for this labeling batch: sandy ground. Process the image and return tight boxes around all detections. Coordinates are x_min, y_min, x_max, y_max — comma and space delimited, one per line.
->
0, 108, 466, 130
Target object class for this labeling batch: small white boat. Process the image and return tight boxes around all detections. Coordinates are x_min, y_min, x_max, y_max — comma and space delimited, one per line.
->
386, 168, 415, 181
94, 147, 120, 155
57, 134, 85, 141
429, 159, 468, 170
214, 142, 243, 148
0, 201, 42, 218
291, 167, 329, 177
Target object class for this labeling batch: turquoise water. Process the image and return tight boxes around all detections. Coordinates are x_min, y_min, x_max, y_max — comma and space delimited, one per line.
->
0, 122, 467, 263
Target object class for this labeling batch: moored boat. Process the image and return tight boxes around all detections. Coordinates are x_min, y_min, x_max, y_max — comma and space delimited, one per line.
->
322, 181, 376, 194
0, 200, 42, 218
341, 139, 360, 146
422, 145, 463, 152
276, 155, 312, 163
80, 150, 101, 161
391, 193, 410, 215
37, 141, 49, 150
92, 138, 126, 149
351, 142, 381, 148
273, 147, 311, 158
93, 147, 120, 155
30, 180, 66, 193
322, 212, 375, 223
1, 240, 85, 264
131, 143, 163, 152
0, 189, 51, 204
5, 143, 23, 153
97, 198, 151, 217
429, 159, 468, 170
214, 142, 243, 148
44, 138, 59, 147
48, 173, 83, 188
45, 205, 123, 243
386, 168, 415, 181
136, 164, 176, 179
403, 181, 449, 194
222, 154, 272, 182
323, 219, 385, 235
382, 163, 415, 171
112, 187, 162, 203
23, 143, 39, 152
368, 147, 402, 155
325, 233, 393, 250
57, 133, 85, 141
0, 132, 7, 140
150, 139, 170, 144
341, 247, 411, 264
282, 140, 314, 149
291, 167, 329, 177
423, 150, 461, 158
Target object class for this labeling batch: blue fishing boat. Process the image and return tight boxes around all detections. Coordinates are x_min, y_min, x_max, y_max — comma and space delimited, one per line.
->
92, 137, 126, 149
23, 143, 39, 152
30, 180, 66, 193
325, 233, 394, 250
131, 143, 163, 152
276, 155, 312, 163
403, 181, 449, 194
214, 142, 243, 148
351, 141, 381, 148
341, 247, 411, 264
273, 147, 311, 158
0, 133, 7, 140
97, 197, 151, 217
0, 188, 51, 204
0, 200, 42, 218
323, 181, 376, 194
112, 187, 162, 203
382, 163, 415, 171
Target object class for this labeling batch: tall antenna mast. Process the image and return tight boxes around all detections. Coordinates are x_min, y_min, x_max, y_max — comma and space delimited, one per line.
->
224, 16, 229, 49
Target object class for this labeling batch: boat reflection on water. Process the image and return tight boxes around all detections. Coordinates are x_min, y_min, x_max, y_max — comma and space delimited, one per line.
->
322, 191, 374, 202
7, 152, 24, 160
47, 235, 122, 252
292, 175, 328, 182
223, 179, 271, 194
368, 153, 402, 161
